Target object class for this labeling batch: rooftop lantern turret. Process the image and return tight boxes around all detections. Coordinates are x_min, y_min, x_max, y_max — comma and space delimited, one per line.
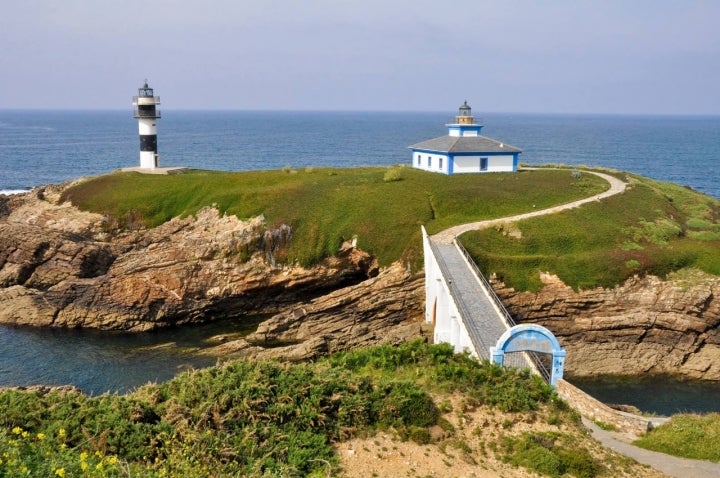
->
455, 100, 474, 125
137, 81, 154, 98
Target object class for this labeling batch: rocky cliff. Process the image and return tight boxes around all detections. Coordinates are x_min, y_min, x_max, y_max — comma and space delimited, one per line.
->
493, 271, 720, 380
3, 184, 719, 378
0, 186, 426, 358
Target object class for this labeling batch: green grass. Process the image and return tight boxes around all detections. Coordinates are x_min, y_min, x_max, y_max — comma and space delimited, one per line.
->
60, 166, 720, 289
0, 341, 561, 477
461, 175, 720, 291
634, 413, 720, 462
60, 167, 608, 269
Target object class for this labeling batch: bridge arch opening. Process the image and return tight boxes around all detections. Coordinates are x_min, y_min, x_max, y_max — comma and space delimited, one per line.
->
490, 324, 566, 386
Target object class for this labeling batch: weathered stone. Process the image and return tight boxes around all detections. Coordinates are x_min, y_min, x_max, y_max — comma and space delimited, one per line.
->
4, 184, 720, 378
0, 187, 427, 361
494, 270, 720, 380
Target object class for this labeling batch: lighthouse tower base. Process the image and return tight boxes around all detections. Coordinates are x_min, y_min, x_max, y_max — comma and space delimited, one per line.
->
140, 151, 159, 169
120, 166, 188, 175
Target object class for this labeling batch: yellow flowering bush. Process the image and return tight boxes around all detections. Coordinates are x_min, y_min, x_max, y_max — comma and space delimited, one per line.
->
0, 342, 558, 477
0, 427, 126, 477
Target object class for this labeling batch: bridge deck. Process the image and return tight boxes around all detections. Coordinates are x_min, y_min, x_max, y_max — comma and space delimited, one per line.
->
431, 242, 511, 360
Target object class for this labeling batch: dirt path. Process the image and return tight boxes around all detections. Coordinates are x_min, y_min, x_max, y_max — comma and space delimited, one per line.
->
431, 169, 627, 244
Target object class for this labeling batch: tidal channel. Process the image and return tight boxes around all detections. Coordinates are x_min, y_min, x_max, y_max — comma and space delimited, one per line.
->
0, 317, 265, 395
3, 322, 720, 416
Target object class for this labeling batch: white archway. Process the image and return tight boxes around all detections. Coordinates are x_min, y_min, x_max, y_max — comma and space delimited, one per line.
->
490, 324, 566, 386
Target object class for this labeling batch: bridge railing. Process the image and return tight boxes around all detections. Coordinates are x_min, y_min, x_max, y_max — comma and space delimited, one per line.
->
453, 239, 552, 383
454, 239, 516, 328
429, 242, 495, 354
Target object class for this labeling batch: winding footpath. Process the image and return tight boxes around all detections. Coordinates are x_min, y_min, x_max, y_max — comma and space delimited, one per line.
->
429, 169, 720, 477
431, 169, 627, 244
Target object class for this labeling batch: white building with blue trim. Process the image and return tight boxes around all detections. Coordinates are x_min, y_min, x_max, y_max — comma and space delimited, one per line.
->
409, 101, 521, 174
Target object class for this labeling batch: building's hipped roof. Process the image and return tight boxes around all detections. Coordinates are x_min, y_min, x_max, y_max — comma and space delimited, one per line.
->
409, 135, 522, 154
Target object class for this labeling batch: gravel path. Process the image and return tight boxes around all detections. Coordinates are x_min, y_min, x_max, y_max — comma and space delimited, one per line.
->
431, 169, 627, 244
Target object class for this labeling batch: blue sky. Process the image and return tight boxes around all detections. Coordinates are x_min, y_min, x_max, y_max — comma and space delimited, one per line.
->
1, 0, 718, 114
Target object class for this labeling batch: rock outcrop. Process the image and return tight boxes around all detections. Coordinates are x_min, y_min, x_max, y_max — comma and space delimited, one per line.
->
0, 186, 425, 357
204, 262, 428, 361
493, 271, 720, 380
4, 184, 720, 377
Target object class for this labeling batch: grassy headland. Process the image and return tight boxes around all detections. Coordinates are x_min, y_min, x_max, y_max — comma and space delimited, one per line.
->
633, 413, 720, 462
61, 166, 606, 269
60, 166, 719, 290
461, 173, 720, 291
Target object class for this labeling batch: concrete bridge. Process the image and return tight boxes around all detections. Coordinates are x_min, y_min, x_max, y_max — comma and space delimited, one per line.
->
423, 170, 627, 385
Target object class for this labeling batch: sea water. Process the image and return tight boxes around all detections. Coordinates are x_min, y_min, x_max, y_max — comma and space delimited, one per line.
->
1, 110, 719, 402
2, 110, 718, 198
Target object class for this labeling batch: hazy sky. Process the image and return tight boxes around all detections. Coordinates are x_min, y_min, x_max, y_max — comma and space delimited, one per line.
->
2, 0, 718, 114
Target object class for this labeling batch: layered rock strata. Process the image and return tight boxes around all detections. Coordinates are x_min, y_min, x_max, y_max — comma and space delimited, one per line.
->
0, 186, 425, 356
493, 271, 720, 380
3, 184, 720, 377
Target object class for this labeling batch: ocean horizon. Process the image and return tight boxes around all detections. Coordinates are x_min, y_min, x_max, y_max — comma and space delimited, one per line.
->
1, 110, 719, 199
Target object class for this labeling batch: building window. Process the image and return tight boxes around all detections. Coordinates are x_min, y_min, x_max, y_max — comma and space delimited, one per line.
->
439, 157, 443, 169
480, 157, 488, 171
427, 156, 431, 167
417, 155, 421, 165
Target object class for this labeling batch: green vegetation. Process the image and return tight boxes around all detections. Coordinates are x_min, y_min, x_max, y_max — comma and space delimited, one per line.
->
634, 413, 720, 462
60, 167, 607, 268
0, 341, 564, 477
461, 175, 720, 291
500, 431, 600, 478
61, 166, 719, 289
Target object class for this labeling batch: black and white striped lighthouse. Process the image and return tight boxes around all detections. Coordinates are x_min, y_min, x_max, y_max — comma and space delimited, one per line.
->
132, 81, 161, 169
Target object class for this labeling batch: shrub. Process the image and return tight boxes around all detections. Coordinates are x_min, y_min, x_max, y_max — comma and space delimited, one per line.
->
406, 426, 432, 445
375, 381, 439, 428
687, 230, 720, 241
0, 341, 572, 475
382, 166, 403, 182
686, 217, 713, 229
501, 432, 600, 478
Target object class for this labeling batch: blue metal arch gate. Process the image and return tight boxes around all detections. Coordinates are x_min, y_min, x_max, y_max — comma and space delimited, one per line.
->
490, 324, 566, 386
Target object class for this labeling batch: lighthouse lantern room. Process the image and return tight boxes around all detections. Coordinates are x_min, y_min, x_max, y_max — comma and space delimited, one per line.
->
132, 81, 161, 169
